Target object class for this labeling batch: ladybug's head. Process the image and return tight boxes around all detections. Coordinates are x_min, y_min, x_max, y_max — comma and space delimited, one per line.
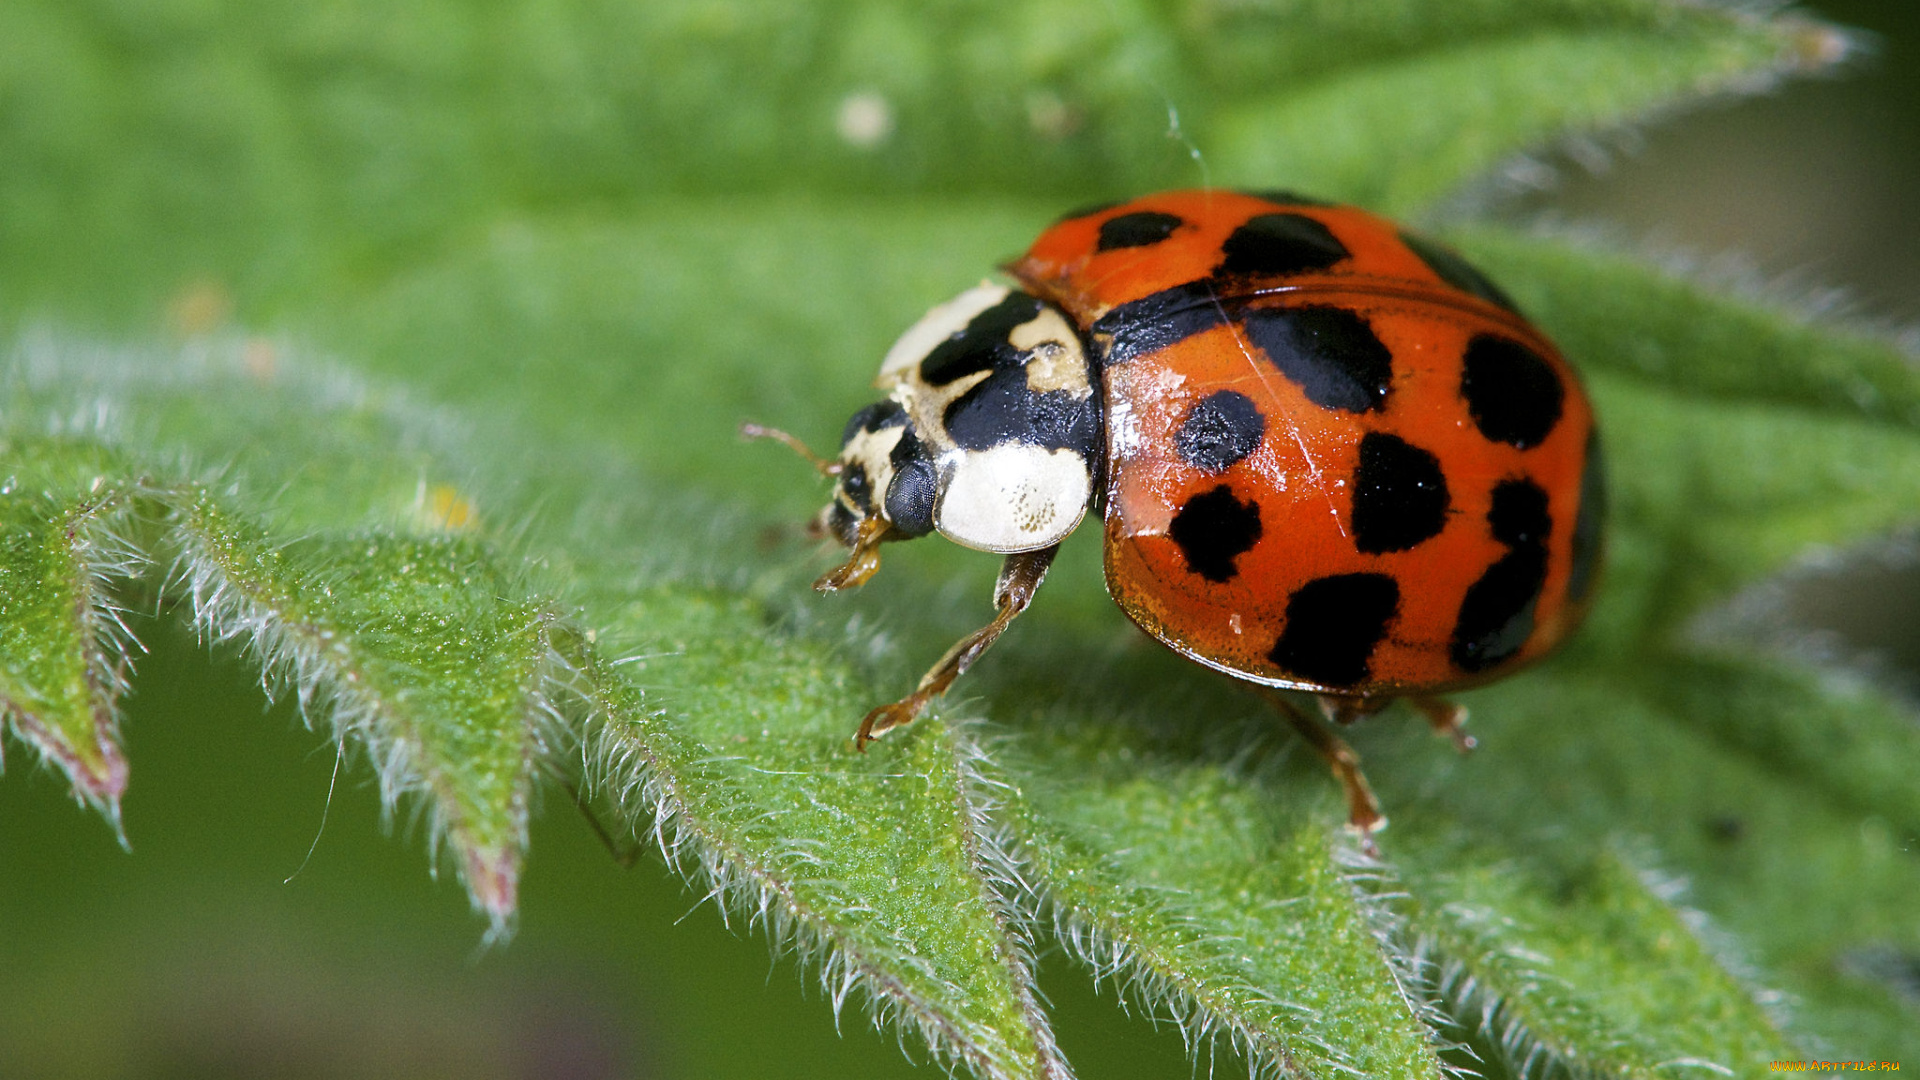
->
755, 280, 1100, 591
839, 280, 1103, 581
802, 397, 938, 590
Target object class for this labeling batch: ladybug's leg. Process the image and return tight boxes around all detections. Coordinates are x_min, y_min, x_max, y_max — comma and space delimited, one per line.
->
1261, 691, 1385, 844
855, 544, 1059, 749
816, 515, 890, 591
1316, 694, 1392, 727
1411, 695, 1476, 753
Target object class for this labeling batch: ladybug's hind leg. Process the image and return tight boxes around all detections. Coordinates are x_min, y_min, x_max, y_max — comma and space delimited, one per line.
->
854, 544, 1059, 749
1261, 690, 1385, 847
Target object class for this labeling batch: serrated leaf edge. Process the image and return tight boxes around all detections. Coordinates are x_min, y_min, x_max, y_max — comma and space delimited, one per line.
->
1024, 820, 1455, 1080
1406, 847, 1798, 1080
1433, 11, 1858, 221
1, 479, 147, 839
166, 495, 558, 937
584, 689, 1071, 1080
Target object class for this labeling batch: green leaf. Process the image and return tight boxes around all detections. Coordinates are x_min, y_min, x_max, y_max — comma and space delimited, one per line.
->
578, 588, 1069, 1078
1401, 843, 1793, 1077
1005, 717, 1442, 1079
1580, 370, 1920, 636
172, 499, 560, 929
4, 339, 1071, 1075
0, 439, 143, 826
0, 0, 1847, 317
1361, 663, 1920, 1071
1206, 8, 1846, 214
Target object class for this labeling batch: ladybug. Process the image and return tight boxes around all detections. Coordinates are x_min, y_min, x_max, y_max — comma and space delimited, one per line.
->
749, 190, 1603, 837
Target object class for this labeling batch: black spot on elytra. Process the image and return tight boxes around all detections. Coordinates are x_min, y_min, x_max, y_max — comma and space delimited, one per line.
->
1566, 430, 1606, 605
1092, 280, 1230, 366
841, 399, 906, 446
1486, 478, 1551, 548
1098, 212, 1186, 251
1268, 573, 1400, 687
1451, 546, 1548, 672
1169, 484, 1263, 583
1216, 213, 1349, 277
1461, 334, 1564, 449
1451, 476, 1554, 672
1243, 305, 1395, 414
1241, 189, 1334, 208
884, 427, 937, 537
942, 368, 1100, 455
1399, 232, 1519, 314
918, 291, 1046, 386
1175, 391, 1265, 473
1351, 433, 1450, 553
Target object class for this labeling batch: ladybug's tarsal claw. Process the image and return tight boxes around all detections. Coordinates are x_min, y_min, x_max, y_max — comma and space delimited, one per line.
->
854, 696, 926, 750
815, 516, 891, 592
1352, 822, 1385, 860
815, 546, 881, 592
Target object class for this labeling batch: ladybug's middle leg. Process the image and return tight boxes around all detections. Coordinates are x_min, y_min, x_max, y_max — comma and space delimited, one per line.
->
1316, 694, 1393, 727
1260, 690, 1385, 843
854, 544, 1059, 749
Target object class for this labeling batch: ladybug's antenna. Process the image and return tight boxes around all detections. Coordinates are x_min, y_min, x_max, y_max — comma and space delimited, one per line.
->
741, 422, 843, 477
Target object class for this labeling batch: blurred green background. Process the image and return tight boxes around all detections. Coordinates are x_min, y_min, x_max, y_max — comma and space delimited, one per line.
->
1, 1, 1915, 1078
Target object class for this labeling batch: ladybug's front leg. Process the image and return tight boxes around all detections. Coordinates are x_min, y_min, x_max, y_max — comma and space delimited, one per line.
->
855, 544, 1059, 749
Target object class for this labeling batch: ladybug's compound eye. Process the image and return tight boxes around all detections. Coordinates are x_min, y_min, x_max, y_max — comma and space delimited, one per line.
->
883, 441, 937, 537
